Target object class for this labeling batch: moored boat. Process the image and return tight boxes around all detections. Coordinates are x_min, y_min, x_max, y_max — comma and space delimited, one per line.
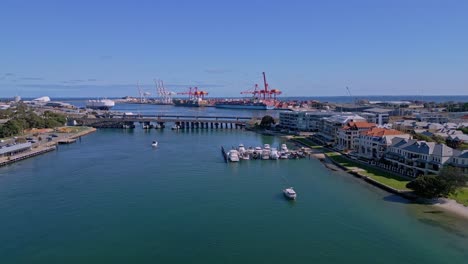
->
252, 147, 262, 159
270, 148, 280, 160
152, 141, 158, 147
227, 149, 240, 162
280, 144, 289, 153
86, 99, 115, 110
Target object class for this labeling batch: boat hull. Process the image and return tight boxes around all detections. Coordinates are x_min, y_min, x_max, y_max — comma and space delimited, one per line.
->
86, 106, 113, 110
283, 193, 296, 200
215, 103, 275, 110
86, 99, 115, 110
173, 99, 207, 107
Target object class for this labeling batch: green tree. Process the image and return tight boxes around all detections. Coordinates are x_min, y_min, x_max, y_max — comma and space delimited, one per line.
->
406, 175, 450, 199
412, 133, 434, 142
0, 120, 21, 138
260, 115, 275, 128
438, 167, 468, 193
407, 167, 468, 199
431, 134, 445, 144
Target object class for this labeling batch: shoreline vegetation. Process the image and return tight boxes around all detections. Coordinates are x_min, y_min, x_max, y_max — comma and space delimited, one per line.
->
288, 135, 468, 220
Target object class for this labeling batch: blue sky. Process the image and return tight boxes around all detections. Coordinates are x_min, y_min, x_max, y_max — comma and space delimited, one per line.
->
1, 0, 467, 98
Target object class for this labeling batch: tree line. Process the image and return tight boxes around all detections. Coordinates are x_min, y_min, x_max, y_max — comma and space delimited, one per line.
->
0, 104, 66, 138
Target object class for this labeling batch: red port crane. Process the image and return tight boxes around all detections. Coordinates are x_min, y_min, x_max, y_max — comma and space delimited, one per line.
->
240, 72, 281, 100
240, 84, 260, 98
177, 87, 194, 99
192, 87, 209, 99
177, 87, 209, 99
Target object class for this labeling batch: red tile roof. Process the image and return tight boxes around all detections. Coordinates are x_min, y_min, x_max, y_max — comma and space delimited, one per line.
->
343, 121, 376, 130
361, 127, 404, 137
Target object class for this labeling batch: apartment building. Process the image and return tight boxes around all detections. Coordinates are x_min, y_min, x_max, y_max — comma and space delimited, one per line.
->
278, 111, 334, 132
336, 121, 376, 151
315, 114, 366, 145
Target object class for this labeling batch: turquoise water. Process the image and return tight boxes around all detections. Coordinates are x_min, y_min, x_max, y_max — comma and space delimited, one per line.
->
1, 128, 468, 263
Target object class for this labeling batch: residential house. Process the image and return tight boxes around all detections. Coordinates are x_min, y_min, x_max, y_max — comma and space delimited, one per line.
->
356, 128, 410, 160
384, 138, 456, 177
450, 151, 468, 174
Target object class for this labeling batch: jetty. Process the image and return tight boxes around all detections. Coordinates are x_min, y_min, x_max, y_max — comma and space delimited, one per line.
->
58, 138, 77, 144
221, 146, 228, 163
0, 146, 56, 167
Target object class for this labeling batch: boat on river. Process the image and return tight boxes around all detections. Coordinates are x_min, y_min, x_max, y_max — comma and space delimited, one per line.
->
283, 187, 297, 200
152, 141, 158, 147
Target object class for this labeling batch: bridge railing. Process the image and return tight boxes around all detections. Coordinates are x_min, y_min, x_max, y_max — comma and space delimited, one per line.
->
96, 114, 252, 121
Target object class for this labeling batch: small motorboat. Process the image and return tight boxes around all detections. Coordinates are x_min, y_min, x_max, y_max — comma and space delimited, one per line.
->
261, 148, 270, 160
227, 149, 240, 162
283, 187, 297, 200
152, 141, 158, 147
270, 148, 280, 160
171, 125, 180, 130
280, 144, 288, 153
252, 146, 262, 160
241, 152, 250, 160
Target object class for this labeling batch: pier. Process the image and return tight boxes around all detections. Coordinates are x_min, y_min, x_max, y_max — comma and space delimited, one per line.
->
0, 146, 56, 167
74, 114, 251, 129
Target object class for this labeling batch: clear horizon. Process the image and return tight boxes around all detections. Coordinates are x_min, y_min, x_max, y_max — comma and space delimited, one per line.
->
1, 0, 467, 98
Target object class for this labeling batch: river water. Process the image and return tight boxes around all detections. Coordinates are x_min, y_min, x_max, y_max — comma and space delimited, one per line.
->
1, 105, 468, 263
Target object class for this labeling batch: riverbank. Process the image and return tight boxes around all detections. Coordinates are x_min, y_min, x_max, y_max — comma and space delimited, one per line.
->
289, 136, 468, 221
0, 126, 96, 167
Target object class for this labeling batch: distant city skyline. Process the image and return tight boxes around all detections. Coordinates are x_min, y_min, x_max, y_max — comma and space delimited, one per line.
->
1, 0, 467, 98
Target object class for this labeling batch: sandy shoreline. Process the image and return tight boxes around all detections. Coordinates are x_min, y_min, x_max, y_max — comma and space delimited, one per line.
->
432, 198, 468, 219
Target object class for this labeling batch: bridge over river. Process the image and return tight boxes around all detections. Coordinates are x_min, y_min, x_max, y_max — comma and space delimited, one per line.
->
72, 114, 253, 129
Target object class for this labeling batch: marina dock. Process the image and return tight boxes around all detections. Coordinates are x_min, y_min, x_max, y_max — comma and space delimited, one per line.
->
222, 143, 309, 162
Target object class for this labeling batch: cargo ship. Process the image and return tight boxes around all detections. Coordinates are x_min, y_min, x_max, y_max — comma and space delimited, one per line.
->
173, 87, 209, 107
173, 98, 208, 107
215, 72, 281, 110
86, 99, 115, 110
215, 99, 275, 110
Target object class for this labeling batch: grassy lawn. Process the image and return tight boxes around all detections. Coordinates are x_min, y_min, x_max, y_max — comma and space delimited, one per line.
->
290, 136, 411, 191
449, 187, 468, 206
324, 150, 411, 191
